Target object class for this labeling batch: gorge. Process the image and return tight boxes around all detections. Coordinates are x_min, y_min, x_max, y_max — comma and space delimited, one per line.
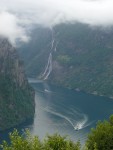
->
1, 22, 113, 143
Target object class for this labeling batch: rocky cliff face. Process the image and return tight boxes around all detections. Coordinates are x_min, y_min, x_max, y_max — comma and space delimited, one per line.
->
0, 38, 35, 130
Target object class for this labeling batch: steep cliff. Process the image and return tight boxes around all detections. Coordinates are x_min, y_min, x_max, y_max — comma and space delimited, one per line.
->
0, 38, 35, 130
18, 23, 113, 98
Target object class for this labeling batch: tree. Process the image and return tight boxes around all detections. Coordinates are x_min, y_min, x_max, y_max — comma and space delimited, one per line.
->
0, 129, 42, 150
86, 115, 113, 150
0, 129, 80, 150
43, 133, 80, 150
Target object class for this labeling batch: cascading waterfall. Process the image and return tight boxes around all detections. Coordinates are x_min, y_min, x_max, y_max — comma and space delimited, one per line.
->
41, 28, 57, 80
54, 41, 58, 52
41, 53, 52, 80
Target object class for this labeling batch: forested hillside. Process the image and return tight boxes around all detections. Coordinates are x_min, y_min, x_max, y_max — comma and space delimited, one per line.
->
0, 38, 35, 130
19, 23, 113, 97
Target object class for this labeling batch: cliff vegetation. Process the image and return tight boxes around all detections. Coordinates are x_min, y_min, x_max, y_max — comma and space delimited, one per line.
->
0, 38, 35, 130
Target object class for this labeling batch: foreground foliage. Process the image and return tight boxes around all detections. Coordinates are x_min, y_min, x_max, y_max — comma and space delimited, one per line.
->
0, 130, 80, 150
1, 115, 113, 150
85, 115, 113, 150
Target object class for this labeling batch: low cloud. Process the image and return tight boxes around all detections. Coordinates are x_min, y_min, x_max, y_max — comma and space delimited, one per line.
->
0, 0, 113, 44
0, 11, 29, 45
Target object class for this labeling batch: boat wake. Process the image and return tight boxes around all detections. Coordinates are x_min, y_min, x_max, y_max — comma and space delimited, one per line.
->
43, 106, 91, 131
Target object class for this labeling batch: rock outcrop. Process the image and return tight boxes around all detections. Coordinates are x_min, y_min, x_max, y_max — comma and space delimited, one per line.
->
0, 38, 35, 130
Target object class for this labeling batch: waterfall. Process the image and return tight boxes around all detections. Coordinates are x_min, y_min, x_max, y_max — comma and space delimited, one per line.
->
42, 53, 52, 80
41, 28, 56, 80
54, 41, 58, 52
41, 53, 52, 78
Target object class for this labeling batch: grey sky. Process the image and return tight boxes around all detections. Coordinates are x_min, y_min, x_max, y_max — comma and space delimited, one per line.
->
0, 0, 113, 44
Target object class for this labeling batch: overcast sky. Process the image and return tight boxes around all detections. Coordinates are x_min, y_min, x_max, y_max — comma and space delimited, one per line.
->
0, 0, 113, 44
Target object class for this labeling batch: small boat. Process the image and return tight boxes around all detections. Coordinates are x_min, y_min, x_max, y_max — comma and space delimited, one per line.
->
44, 89, 50, 92
74, 125, 79, 131
74, 128, 79, 131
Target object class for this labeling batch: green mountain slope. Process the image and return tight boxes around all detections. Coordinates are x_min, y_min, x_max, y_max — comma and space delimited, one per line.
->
19, 23, 113, 97
0, 39, 35, 130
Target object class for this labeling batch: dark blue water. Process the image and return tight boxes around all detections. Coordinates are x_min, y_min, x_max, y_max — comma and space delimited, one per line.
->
1, 78, 113, 144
